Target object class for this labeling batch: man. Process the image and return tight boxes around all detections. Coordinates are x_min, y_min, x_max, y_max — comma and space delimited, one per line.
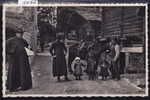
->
68, 43, 78, 73
6, 29, 32, 92
50, 33, 70, 82
108, 37, 121, 80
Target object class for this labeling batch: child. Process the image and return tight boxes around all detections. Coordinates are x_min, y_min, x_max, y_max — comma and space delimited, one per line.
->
99, 50, 110, 80
87, 58, 97, 80
87, 47, 97, 80
100, 60, 109, 80
72, 57, 83, 80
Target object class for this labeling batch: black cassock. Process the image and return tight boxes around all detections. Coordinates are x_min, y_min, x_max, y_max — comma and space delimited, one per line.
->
50, 40, 67, 77
6, 37, 32, 91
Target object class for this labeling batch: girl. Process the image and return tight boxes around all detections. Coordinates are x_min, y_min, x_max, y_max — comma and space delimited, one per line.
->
72, 57, 84, 80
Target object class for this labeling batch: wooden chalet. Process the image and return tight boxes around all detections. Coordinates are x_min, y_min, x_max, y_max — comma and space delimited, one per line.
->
101, 7, 146, 73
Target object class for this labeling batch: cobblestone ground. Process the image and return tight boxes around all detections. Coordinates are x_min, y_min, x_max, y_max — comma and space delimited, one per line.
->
6, 52, 146, 95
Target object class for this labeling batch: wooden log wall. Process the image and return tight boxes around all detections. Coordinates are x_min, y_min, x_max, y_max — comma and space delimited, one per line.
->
123, 7, 144, 36
102, 7, 122, 36
102, 7, 145, 39
102, 7, 145, 72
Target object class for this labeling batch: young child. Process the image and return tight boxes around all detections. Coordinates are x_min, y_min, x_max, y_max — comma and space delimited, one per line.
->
100, 60, 109, 80
72, 57, 83, 80
99, 50, 110, 80
87, 47, 97, 80
87, 58, 97, 80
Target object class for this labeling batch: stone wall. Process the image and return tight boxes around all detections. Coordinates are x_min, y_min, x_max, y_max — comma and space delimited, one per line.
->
6, 7, 38, 50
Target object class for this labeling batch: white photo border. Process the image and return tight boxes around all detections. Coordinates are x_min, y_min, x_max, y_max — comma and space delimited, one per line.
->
2, 3, 149, 97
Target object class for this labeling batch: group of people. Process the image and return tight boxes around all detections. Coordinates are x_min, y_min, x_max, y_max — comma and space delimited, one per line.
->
49, 33, 121, 82
6, 30, 121, 92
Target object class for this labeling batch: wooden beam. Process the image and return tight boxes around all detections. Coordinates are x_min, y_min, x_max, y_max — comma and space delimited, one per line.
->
121, 47, 143, 53
124, 52, 130, 73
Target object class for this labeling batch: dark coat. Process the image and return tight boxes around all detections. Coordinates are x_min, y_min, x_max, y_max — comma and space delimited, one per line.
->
50, 40, 67, 77
68, 44, 78, 73
73, 63, 83, 76
79, 47, 88, 60
100, 60, 109, 77
86, 49, 97, 75
6, 37, 32, 91
87, 58, 96, 75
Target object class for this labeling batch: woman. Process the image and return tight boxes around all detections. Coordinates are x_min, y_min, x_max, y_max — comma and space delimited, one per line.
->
6, 29, 32, 92
50, 34, 69, 82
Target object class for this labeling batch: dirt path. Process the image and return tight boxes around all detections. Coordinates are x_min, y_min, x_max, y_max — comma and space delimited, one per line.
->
6, 54, 145, 95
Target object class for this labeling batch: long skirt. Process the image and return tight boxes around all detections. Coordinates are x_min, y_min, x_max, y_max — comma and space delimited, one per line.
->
52, 55, 67, 77
7, 54, 32, 91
